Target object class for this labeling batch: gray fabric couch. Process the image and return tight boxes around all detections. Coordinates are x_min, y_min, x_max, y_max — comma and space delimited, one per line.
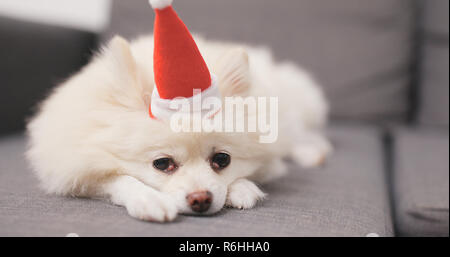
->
0, 0, 448, 237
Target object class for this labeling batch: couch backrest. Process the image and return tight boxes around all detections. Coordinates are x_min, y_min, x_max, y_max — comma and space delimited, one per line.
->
0, 17, 97, 136
0, 0, 109, 136
104, 0, 416, 124
416, 0, 449, 127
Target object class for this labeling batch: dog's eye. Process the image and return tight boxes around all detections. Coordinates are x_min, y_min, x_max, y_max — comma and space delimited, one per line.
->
210, 152, 231, 172
153, 157, 177, 173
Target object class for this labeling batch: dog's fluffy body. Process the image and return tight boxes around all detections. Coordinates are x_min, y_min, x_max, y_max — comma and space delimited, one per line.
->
26, 35, 331, 221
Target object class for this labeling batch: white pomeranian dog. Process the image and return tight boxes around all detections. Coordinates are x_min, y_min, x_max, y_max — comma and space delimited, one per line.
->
26, 3, 331, 222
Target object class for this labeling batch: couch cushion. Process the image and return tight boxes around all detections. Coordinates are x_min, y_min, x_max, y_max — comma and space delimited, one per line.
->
392, 128, 449, 236
0, 125, 393, 236
104, 0, 415, 123
417, 0, 449, 126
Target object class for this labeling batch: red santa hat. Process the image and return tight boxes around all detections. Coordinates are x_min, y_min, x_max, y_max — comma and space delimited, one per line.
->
148, 0, 220, 120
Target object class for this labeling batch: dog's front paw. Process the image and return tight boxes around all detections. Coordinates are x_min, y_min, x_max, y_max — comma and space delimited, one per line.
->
226, 178, 266, 209
125, 189, 178, 222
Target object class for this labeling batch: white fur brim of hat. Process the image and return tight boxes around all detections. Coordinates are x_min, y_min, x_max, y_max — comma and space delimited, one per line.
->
150, 74, 222, 121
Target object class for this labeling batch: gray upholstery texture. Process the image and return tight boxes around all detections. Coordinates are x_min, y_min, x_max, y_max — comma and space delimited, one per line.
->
0, 125, 393, 236
417, 0, 449, 126
104, 0, 415, 123
393, 128, 449, 236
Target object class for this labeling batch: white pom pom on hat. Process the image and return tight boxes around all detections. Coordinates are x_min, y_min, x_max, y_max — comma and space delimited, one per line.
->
148, 0, 173, 10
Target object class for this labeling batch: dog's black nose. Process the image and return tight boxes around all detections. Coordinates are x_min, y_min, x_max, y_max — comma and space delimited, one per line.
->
186, 191, 212, 213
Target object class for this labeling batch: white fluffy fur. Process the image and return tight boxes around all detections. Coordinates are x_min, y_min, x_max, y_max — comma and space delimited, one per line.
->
149, 0, 173, 10
26, 35, 331, 222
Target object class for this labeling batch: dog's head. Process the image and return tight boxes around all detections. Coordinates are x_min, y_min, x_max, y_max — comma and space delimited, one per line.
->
94, 36, 276, 214
119, 128, 271, 215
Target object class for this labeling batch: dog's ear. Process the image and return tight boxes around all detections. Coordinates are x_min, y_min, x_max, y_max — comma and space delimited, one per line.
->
105, 35, 138, 85
102, 36, 147, 110
215, 47, 251, 96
